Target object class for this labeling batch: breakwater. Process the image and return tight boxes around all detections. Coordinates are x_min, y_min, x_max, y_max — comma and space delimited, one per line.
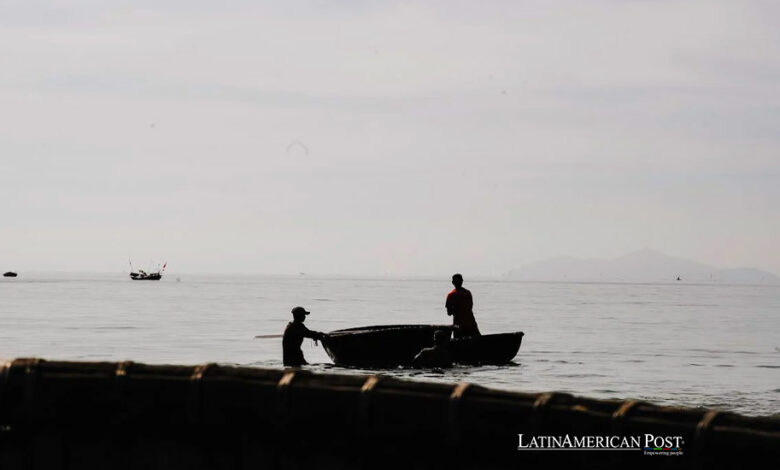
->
0, 358, 777, 469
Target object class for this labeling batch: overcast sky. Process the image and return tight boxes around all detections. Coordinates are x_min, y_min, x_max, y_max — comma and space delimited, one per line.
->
1, 1, 778, 276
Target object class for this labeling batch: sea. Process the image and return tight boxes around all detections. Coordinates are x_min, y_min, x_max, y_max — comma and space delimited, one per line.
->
1, 273, 778, 417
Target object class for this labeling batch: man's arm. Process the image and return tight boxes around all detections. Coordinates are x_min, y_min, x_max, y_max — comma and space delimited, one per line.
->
412, 348, 431, 367
301, 324, 326, 340
445, 292, 454, 316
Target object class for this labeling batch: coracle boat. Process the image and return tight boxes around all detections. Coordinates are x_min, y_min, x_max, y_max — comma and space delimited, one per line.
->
320, 324, 523, 367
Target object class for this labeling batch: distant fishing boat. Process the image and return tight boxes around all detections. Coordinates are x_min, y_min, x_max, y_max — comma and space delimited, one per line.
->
130, 270, 162, 281
3, 271, 17, 278
129, 260, 166, 281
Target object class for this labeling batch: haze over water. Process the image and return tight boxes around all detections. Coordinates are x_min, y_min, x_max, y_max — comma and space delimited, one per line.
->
2, 273, 778, 417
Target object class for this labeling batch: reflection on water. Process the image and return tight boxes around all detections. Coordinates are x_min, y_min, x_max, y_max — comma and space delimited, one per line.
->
1, 273, 778, 417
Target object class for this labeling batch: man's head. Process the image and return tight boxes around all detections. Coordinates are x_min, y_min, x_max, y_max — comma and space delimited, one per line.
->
434, 329, 451, 346
291, 306, 310, 322
451, 273, 463, 288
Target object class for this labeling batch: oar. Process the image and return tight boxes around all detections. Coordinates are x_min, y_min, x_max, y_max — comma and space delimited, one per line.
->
254, 334, 284, 339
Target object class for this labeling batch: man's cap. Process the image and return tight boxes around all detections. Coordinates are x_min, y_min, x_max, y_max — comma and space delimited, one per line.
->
291, 306, 310, 316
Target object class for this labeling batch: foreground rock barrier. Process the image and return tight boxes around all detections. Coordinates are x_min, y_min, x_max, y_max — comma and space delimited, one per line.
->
0, 358, 777, 469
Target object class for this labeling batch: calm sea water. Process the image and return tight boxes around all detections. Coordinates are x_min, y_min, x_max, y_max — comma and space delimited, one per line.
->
1, 274, 778, 417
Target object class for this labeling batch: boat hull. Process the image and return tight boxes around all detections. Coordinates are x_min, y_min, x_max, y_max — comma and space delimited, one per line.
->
322, 325, 447, 367
450, 332, 524, 365
2, 272, 17, 278
321, 324, 523, 368
130, 272, 162, 281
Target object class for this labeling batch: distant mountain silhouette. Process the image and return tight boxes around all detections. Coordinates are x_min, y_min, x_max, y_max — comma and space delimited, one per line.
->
504, 249, 780, 284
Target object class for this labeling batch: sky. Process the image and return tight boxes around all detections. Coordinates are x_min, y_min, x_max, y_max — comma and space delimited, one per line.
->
1, 1, 778, 276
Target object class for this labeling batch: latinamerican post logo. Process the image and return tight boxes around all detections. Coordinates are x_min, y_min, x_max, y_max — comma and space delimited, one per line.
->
517, 434, 684, 456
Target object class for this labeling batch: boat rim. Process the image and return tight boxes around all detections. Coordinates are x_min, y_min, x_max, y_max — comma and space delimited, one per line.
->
326, 324, 455, 336
325, 324, 523, 338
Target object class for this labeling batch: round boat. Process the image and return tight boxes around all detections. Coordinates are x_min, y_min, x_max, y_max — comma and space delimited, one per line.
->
321, 324, 523, 368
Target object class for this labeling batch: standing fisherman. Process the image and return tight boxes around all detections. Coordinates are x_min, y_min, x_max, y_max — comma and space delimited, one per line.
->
445, 273, 481, 338
282, 306, 326, 367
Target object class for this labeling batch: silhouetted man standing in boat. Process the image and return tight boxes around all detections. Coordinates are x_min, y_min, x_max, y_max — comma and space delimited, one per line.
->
446, 273, 481, 338
283, 306, 326, 367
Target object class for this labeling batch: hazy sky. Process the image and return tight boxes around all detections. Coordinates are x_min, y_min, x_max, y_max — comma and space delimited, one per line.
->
1, 1, 778, 276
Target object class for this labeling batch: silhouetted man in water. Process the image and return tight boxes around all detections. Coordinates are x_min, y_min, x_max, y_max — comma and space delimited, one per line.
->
283, 306, 326, 367
446, 273, 481, 338
412, 329, 453, 368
